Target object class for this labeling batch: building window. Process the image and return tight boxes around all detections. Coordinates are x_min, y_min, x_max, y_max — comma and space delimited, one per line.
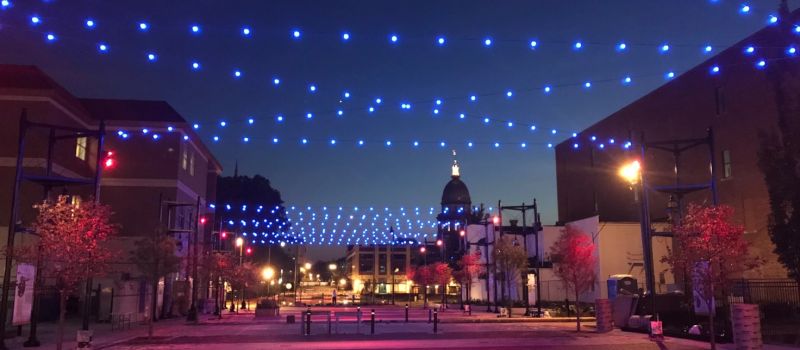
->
722, 150, 732, 178
181, 147, 188, 170
378, 254, 387, 274
715, 86, 726, 116
189, 152, 195, 176
359, 253, 374, 273
75, 137, 87, 160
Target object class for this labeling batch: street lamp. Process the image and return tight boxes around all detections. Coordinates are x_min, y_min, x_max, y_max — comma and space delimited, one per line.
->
618, 159, 656, 317
262, 266, 275, 298
618, 160, 641, 185
328, 263, 337, 271
235, 237, 246, 310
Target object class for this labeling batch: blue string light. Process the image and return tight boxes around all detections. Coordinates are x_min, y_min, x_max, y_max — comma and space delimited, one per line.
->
85, 19, 95, 28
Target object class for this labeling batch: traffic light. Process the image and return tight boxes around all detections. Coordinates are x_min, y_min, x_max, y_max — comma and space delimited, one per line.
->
102, 150, 116, 169
246, 247, 253, 255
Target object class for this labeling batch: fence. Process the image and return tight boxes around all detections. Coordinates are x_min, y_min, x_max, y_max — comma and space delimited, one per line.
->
730, 279, 800, 344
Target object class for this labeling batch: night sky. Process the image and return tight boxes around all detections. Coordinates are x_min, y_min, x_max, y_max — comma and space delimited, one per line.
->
0, 0, 785, 259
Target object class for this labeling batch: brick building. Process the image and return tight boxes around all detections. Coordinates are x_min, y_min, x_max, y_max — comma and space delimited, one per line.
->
0, 64, 222, 324
555, 9, 800, 279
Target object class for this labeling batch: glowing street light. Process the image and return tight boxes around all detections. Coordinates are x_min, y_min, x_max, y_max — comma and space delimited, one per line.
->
261, 266, 275, 281
235, 237, 244, 247
618, 160, 642, 185
304, 262, 312, 270
328, 263, 337, 271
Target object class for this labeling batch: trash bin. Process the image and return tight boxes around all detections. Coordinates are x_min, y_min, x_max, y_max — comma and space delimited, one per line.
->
607, 274, 637, 300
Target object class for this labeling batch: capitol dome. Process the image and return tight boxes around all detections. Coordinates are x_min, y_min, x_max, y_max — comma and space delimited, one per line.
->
441, 158, 471, 207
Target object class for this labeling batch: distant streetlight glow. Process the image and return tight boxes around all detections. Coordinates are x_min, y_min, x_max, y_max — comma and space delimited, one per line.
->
618, 160, 642, 185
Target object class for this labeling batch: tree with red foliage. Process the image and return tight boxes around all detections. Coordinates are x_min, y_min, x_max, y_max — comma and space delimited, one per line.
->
550, 224, 596, 332
661, 204, 761, 350
454, 251, 483, 305
408, 265, 433, 308
429, 262, 452, 288
18, 196, 117, 350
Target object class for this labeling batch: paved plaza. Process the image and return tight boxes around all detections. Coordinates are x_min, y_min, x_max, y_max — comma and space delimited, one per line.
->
3, 305, 793, 349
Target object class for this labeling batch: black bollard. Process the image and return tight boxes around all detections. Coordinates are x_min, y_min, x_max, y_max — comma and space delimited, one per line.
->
428, 308, 432, 323
433, 309, 438, 334
370, 309, 375, 335
306, 307, 311, 335
405, 304, 409, 323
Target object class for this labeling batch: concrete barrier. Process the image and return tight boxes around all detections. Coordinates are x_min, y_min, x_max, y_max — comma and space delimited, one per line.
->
731, 304, 762, 350
595, 299, 613, 333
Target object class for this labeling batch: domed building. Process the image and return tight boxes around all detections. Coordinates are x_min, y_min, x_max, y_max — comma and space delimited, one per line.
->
436, 156, 472, 265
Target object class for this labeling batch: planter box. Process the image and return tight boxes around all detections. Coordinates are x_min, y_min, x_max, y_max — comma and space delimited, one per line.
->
255, 308, 280, 318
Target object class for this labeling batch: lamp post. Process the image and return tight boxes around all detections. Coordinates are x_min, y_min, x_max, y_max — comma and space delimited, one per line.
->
491, 215, 500, 313
262, 266, 275, 298
618, 160, 656, 317
235, 237, 245, 310
392, 267, 399, 305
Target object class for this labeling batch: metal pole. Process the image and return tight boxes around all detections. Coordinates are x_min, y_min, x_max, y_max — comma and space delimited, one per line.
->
484, 221, 491, 312
24, 127, 55, 347
521, 203, 530, 316
405, 304, 408, 322
534, 199, 542, 318
639, 137, 656, 316
187, 196, 201, 322
433, 309, 438, 334
81, 120, 105, 331
707, 128, 719, 205
370, 309, 375, 335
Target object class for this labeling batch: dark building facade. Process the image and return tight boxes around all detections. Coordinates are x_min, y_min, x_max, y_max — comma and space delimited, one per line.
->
555, 7, 800, 278
436, 158, 471, 265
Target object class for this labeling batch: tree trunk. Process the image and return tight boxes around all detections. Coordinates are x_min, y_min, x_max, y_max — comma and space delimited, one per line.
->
708, 297, 716, 350
575, 289, 581, 332
423, 284, 428, 309
57, 289, 66, 350
149, 276, 158, 339
506, 274, 512, 316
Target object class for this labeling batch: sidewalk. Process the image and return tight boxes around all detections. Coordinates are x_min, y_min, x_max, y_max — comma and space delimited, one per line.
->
4, 315, 194, 349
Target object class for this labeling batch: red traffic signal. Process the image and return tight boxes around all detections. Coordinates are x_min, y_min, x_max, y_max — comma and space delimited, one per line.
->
103, 151, 116, 169
220, 231, 227, 239
199, 217, 207, 225
459, 230, 466, 237
436, 239, 443, 247
419, 246, 426, 253
246, 247, 253, 255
